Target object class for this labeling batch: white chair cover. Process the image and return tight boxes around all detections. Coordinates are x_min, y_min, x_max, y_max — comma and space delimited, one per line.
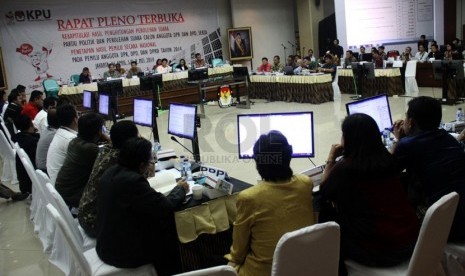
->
35, 169, 55, 253
46, 203, 157, 276
0, 129, 17, 184
1, 120, 14, 148
271, 222, 340, 276
18, 155, 43, 226
346, 192, 459, 276
174, 265, 237, 275
405, 60, 419, 95
443, 243, 465, 275
332, 69, 341, 101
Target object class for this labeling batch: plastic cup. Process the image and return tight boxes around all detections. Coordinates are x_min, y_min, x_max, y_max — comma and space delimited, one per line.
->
192, 185, 203, 200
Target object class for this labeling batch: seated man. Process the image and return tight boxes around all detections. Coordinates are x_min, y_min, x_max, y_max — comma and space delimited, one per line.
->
225, 131, 314, 276
36, 108, 59, 172
115, 63, 126, 75
372, 49, 384, 68
286, 55, 296, 68
317, 54, 337, 81
79, 121, 139, 238
125, 61, 142, 78
47, 104, 78, 184
378, 46, 387, 60
307, 48, 317, 62
12, 114, 40, 195
194, 53, 206, 68
33, 96, 57, 135
16, 85, 27, 106
343, 50, 357, 67
103, 63, 121, 79
401, 46, 413, 63
271, 55, 284, 72
3, 89, 22, 137
21, 90, 43, 120
256, 57, 272, 73
293, 59, 304, 75
55, 112, 108, 211
96, 137, 188, 276
393, 96, 465, 242
414, 44, 428, 62
79, 67, 92, 84
427, 44, 444, 60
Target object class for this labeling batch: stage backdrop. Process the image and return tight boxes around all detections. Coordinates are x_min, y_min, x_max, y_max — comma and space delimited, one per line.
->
0, 0, 224, 91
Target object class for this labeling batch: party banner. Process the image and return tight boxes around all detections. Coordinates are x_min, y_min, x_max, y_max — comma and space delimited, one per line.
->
0, 0, 224, 91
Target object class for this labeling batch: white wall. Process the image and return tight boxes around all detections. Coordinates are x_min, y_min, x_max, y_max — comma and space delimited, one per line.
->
230, 0, 295, 70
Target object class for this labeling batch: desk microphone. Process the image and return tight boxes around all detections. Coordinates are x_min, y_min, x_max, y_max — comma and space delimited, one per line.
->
171, 136, 195, 156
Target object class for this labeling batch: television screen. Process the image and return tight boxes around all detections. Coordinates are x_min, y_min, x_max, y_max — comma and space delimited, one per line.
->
98, 94, 110, 116
139, 74, 163, 90
83, 90, 92, 109
133, 98, 153, 127
237, 112, 315, 159
346, 94, 393, 133
168, 103, 197, 140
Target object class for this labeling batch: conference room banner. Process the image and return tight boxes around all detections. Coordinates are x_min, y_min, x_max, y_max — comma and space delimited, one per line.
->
0, 0, 223, 91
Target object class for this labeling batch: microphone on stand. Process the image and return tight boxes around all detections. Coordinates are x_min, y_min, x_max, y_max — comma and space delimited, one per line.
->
171, 136, 195, 156
288, 41, 295, 47
281, 43, 287, 49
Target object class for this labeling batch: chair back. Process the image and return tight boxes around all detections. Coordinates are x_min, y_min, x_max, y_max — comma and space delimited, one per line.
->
45, 183, 84, 246
46, 203, 91, 275
0, 129, 15, 159
406, 192, 459, 276
42, 79, 60, 98
387, 50, 400, 58
405, 60, 418, 77
35, 169, 51, 186
271, 222, 340, 276
70, 74, 80, 85
175, 265, 237, 275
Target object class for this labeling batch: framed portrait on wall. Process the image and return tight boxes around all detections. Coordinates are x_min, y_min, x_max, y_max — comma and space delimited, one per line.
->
227, 27, 253, 61
0, 48, 7, 90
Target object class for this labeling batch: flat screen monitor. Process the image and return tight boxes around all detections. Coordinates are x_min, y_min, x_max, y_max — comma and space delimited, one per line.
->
432, 61, 444, 80
363, 62, 375, 79
83, 90, 92, 109
168, 103, 197, 140
237, 112, 315, 159
133, 98, 153, 127
450, 60, 465, 80
233, 66, 249, 78
139, 74, 163, 91
188, 68, 208, 82
346, 94, 393, 133
97, 79, 123, 97
98, 94, 110, 116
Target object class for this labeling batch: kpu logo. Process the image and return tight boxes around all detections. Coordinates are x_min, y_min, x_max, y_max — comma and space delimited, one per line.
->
5, 9, 51, 24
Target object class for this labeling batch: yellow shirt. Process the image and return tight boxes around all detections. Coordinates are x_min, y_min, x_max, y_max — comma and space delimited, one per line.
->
225, 174, 314, 276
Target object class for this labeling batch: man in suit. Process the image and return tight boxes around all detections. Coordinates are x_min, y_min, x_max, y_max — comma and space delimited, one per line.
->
3, 89, 23, 137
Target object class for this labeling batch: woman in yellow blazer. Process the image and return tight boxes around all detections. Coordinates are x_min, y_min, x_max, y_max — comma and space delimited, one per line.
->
225, 131, 315, 276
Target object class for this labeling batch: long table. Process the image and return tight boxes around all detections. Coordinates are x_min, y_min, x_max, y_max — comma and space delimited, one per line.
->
337, 68, 404, 96
249, 74, 334, 104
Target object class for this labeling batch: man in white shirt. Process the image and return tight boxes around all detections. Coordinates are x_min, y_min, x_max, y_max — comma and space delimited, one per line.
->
414, 45, 428, 62
46, 104, 78, 184
33, 96, 57, 135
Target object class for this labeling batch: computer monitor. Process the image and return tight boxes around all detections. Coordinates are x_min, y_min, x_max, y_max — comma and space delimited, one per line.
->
363, 62, 375, 79
188, 68, 208, 82
432, 61, 444, 80
133, 98, 153, 127
82, 90, 93, 110
168, 103, 197, 140
98, 94, 110, 116
450, 60, 465, 80
237, 112, 315, 159
233, 66, 249, 78
139, 74, 163, 91
346, 94, 393, 133
97, 79, 123, 97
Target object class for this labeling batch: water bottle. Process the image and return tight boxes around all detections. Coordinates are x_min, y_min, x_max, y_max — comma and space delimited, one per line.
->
152, 141, 161, 162
183, 158, 192, 181
456, 108, 463, 122
382, 128, 390, 146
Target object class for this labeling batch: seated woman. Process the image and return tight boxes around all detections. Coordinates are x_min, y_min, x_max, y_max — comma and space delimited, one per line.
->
175, 59, 189, 71
393, 96, 465, 242
96, 137, 188, 276
320, 114, 419, 271
225, 131, 314, 276
156, 58, 171, 74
